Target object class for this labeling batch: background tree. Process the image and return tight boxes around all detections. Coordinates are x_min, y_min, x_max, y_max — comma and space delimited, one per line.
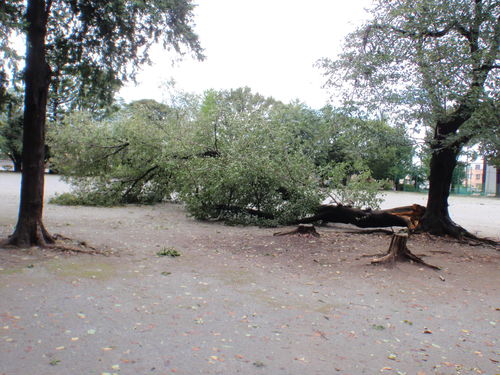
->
451, 161, 467, 191
1, 0, 203, 247
319, 108, 414, 189
478, 100, 500, 167
0, 1, 23, 109
0, 89, 23, 171
318, 0, 499, 237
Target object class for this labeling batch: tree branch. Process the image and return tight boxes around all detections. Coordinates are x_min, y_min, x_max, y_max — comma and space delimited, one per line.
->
215, 205, 275, 220
385, 23, 456, 39
122, 165, 159, 199
93, 142, 130, 162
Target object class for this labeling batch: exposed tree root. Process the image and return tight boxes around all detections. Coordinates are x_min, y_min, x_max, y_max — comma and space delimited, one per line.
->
8, 220, 55, 247
417, 215, 499, 249
274, 224, 320, 237
47, 234, 111, 255
2, 233, 110, 255
369, 231, 441, 270
417, 227, 499, 250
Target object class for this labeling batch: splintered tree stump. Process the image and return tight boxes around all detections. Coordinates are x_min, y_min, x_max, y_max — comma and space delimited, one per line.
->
274, 224, 320, 237
371, 232, 440, 270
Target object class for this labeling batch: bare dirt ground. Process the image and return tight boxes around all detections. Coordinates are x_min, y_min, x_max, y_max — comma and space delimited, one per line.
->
0, 173, 499, 375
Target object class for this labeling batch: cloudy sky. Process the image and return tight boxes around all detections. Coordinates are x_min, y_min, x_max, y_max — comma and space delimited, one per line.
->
119, 0, 372, 108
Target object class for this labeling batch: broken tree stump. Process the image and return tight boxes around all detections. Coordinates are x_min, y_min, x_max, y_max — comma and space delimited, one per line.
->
370, 230, 440, 270
274, 224, 320, 237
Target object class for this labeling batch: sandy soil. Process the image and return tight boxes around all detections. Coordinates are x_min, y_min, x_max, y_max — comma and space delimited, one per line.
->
0, 173, 499, 375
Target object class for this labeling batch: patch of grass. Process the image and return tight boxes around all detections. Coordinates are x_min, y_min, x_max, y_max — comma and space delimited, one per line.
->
49, 192, 83, 206
49, 359, 61, 366
49, 192, 121, 207
371, 324, 385, 331
156, 247, 181, 257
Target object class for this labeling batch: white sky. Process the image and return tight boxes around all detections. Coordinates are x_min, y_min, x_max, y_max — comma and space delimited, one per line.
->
119, 0, 372, 108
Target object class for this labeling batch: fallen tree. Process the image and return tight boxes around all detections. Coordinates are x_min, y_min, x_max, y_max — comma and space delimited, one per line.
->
294, 204, 426, 230
276, 206, 443, 269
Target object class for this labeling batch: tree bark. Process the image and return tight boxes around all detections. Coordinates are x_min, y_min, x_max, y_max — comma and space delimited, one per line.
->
418, 124, 467, 237
8, 0, 54, 247
296, 204, 409, 228
10, 152, 23, 172
370, 231, 440, 270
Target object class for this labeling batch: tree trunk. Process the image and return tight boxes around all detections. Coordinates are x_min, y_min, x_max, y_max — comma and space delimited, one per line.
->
8, 0, 53, 247
370, 231, 440, 270
10, 152, 23, 172
418, 138, 464, 237
296, 204, 410, 228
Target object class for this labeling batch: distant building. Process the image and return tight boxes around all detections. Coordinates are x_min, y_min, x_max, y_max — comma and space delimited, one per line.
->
464, 159, 485, 191
484, 164, 499, 196
464, 158, 499, 196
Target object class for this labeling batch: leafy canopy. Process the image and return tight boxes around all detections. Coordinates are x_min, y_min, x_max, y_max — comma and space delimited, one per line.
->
1, 0, 204, 120
318, 0, 499, 147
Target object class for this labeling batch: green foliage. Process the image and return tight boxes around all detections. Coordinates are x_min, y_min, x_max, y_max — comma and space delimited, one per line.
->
319, 161, 384, 209
451, 161, 467, 189
49, 191, 120, 207
319, 108, 415, 184
50, 88, 396, 224
175, 89, 322, 224
0, 1, 23, 108
49, 100, 189, 205
1, 0, 204, 121
318, 0, 499, 179
0, 90, 23, 170
257, 103, 416, 187
156, 248, 181, 257
477, 101, 500, 167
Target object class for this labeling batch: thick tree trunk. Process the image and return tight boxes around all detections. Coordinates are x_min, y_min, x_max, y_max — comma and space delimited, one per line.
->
418, 136, 465, 237
8, 0, 53, 247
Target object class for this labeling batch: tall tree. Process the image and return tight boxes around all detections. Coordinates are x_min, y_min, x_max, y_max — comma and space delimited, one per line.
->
2, 0, 203, 247
318, 0, 499, 237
